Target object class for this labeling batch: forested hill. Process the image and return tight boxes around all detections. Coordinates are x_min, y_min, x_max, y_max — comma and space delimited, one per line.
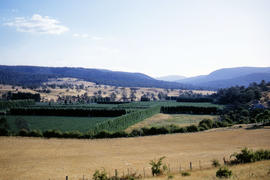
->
0, 65, 193, 89
176, 67, 270, 89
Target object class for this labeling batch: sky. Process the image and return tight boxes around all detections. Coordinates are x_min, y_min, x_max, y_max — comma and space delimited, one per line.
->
0, 0, 270, 78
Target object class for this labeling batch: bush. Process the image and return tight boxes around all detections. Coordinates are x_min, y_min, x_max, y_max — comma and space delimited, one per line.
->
19, 128, 29, 136
94, 130, 112, 139
230, 148, 270, 164
181, 172, 190, 176
216, 167, 232, 178
93, 169, 108, 180
43, 129, 62, 138
110, 131, 128, 138
186, 125, 199, 132
199, 119, 213, 129
63, 131, 82, 138
171, 127, 186, 133
129, 129, 143, 137
149, 156, 167, 176
211, 159, 221, 167
28, 129, 43, 137
0, 128, 9, 136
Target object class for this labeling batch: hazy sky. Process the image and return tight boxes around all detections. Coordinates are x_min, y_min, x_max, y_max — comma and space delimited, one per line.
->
0, 0, 270, 77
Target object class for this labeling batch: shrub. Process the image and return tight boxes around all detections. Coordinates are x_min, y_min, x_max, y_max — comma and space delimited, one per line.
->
171, 127, 186, 133
93, 169, 108, 180
231, 147, 255, 163
19, 128, 29, 136
211, 159, 221, 167
43, 129, 62, 138
110, 131, 128, 138
186, 125, 199, 132
149, 156, 167, 176
216, 167, 232, 178
198, 123, 209, 131
28, 129, 43, 137
230, 148, 270, 164
0, 128, 9, 136
199, 119, 213, 129
129, 129, 143, 137
63, 131, 82, 138
181, 172, 190, 176
94, 130, 111, 139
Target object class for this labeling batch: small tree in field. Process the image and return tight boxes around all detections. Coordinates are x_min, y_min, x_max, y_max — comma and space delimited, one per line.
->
149, 156, 167, 176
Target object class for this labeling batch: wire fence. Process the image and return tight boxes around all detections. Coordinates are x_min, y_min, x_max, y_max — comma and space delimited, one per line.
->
48, 157, 228, 180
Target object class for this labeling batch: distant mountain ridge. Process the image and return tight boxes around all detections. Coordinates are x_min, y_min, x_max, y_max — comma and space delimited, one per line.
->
0, 65, 193, 89
156, 75, 186, 82
176, 67, 270, 89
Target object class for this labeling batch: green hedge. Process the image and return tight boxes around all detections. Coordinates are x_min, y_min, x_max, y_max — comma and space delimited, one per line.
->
94, 106, 161, 132
9, 107, 126, 117
160, 106, 219, 115
0, 99, 35, 110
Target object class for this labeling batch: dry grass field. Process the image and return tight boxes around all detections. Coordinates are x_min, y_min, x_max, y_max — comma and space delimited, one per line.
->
0, 78, 215, 102
145, 160, 270, 180
125, 113, 218, 132
0, 128, 270, 180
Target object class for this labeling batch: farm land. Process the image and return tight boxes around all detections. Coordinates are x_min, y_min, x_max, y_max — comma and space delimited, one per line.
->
0, 80, 270, 180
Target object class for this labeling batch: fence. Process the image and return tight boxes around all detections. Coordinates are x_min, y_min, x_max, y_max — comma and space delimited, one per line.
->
49, 157, 228, 180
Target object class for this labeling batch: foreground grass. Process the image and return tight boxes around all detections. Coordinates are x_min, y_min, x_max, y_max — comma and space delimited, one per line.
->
5, 115, 112, 133
145, 160, 270, 180
0, 128, 269, 180
126, 113, 218, 132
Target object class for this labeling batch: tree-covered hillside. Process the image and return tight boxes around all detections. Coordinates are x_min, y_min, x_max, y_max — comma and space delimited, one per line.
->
0, 65, 193, 89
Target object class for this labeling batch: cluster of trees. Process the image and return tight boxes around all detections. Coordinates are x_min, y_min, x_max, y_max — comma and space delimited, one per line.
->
176, 97, 213, 103
2, 92, 41, 102
160, 106, 219, 115
213, 80, 270, 124
213, 80, 269, 105
0, 99, 35, 110
9, 107, 127, 117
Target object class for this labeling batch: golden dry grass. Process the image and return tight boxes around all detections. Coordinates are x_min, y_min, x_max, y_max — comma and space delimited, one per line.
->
145, 160, 270, 180
0, 128, 270, 180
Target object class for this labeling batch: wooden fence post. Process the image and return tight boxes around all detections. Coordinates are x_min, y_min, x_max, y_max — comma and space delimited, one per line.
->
143, 167, 145, 178
190, 162, 192, 170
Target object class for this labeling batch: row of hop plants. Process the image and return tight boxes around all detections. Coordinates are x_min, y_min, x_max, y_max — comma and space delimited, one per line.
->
0, 117, 233, 138
5, 118, 230, 139
9, 107, 127, 117
0, 99, 35, 110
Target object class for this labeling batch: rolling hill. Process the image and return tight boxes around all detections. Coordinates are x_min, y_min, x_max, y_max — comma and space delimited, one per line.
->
0, 65, 193, 89
156, 75, 186, 82
176, 67, 270, 89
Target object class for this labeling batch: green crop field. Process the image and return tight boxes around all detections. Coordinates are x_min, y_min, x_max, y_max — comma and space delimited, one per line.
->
5, 115, 113, 133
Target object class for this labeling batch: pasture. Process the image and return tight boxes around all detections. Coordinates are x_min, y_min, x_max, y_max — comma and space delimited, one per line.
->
0, 128, 269, 180
126, 113, 218, 132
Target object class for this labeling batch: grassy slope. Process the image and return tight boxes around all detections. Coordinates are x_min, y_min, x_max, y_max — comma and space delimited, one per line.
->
126, 113, 219, 132
6, 115, 112, 133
